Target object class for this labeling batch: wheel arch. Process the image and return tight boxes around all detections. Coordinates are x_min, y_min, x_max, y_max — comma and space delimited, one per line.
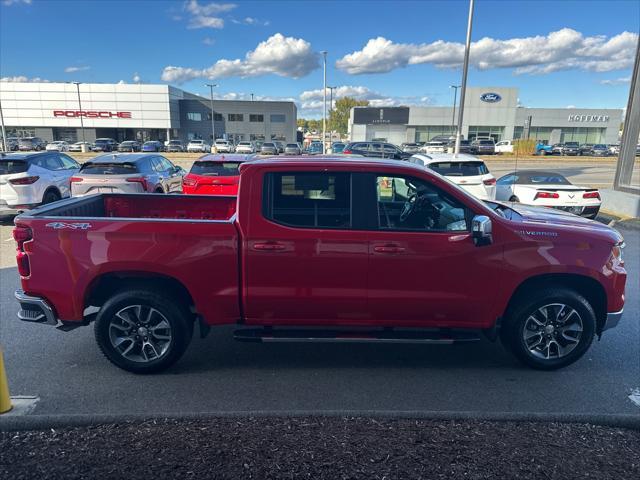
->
42, 185, 62, 202
504, 273, 607, 333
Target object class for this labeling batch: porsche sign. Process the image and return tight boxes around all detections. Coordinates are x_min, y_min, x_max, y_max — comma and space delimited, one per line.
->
53, 110, 132, 118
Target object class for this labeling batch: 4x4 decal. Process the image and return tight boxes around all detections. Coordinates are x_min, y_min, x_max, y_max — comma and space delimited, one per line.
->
45, 222, 92, 230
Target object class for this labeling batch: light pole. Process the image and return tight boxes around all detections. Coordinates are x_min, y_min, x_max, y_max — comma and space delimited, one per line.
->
328, 86, 337, 135
321, 51, 327, 153
72, 82, 86, 147
449, 85, 461, 137
454, 0, 474, 157
250, 93, 254, 101
0, 101, 7, 152
206, 83, 218, 150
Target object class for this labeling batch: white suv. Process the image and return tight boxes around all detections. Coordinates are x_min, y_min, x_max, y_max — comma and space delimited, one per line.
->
235, 141, 255, 154
409, 153, 496, 200
0, 151, 80, 215
214, 139, 234, 153
187, 140, 210, 153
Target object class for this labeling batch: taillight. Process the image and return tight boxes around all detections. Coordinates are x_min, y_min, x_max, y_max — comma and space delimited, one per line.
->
182, 176, 197, 187
483, 178, 496, 186
583, 191, 601, 200
13, 225, 32, 277
342, 149, 352, 154
70, 176, 83, 183
126, 177, 148, 190
13, 225, 32, 249
534, 191, 560, 200
9, 175, 39, 185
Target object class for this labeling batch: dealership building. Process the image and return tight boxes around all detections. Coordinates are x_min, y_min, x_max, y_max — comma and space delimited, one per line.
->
0, 81, 297, 144
349, 87, 623, 145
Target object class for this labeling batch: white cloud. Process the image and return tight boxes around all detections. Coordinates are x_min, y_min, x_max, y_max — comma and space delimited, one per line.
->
64, 66, 90, 73
231, 16, 270, 26
202, 37, 215, 45
161, 33, 318, 83
337, 29, 639, 76
1, 76, 49, 82
117, 80, 126, 84
133, 72, 141, 83
183, 0, 236, 29
2, 0, 32, 6
600, 76, 632, 85
565, 105, 576, 108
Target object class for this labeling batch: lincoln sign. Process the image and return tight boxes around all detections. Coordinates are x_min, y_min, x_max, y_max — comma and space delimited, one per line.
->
53, 110, 132, 118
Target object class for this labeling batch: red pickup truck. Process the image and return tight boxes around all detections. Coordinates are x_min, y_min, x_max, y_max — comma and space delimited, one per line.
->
13, 157, 626, 373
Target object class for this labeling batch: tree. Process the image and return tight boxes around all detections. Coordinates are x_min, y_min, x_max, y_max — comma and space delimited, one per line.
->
329, 97, 369, 134
297, 118, 321, 132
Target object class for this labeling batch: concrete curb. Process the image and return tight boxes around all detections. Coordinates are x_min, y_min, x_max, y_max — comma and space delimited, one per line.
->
2, 410, 639, 432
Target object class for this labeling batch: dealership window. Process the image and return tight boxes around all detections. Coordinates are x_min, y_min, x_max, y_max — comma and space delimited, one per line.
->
7, 128, 36, 138
250, 114, 264, 122
53, 128, 77, 143
187, 132, 203, 140
187, 112, 202, 121
415, 126, 455, 142
467, 126, 504, 142
263, 172, 351, 229
206, 113, 224, 121
228, 113, 244, 122
250, 134, 265, 141
270, 114, 286, 123
513, 127, 524, 139
560, 127, 605, 144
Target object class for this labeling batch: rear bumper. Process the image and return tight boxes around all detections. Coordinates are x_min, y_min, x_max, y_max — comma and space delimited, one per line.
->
15, 289, 59, 326
602, 309, 623, 332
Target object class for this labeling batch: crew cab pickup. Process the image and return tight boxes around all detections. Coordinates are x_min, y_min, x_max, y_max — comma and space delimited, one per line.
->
13, 157, 626, 373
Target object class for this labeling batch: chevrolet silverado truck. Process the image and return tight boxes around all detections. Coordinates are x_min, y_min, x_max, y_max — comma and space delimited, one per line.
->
13, 157, 626, 373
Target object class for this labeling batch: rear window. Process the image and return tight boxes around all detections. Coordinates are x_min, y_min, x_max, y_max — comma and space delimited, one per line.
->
521, 174, 570, 185
428, 161, 489, 176
0, 160, 28, 174
80, 162, 139, 174
263, 143, 275, 147
190, 161, 241, 176
169, 140, 182, 145
479, 140, 494, 145
286, 144, 299, 148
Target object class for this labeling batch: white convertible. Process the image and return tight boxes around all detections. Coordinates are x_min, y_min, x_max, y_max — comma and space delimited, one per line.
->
495, 170, 601, 219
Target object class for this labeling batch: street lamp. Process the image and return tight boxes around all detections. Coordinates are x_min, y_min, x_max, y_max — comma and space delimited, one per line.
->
206, 83, 218, 150
328, 86, 337, 134
0, 101, 7, 152
321, 51, 327, 154
454, 0, 475, 157
72, 82, 86, 147
449, 85, 461, 136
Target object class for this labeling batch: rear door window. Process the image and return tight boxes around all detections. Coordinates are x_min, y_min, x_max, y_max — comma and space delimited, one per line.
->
428, 161, 488, 176
80, 162, 138, 174
263, 172, 351, 229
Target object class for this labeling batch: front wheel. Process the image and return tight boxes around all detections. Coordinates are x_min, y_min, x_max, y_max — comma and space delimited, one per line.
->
501, 288, 596, 370
94, 289, 193, 373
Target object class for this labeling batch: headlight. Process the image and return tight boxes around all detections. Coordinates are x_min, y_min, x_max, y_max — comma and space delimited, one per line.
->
612, 242, 625, 262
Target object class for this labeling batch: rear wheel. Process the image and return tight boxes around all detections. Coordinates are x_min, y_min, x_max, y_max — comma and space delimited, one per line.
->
501, 288, 596, 370
509, 195, 520, 202
94, 289, 193, 373
42, 189, 61, 204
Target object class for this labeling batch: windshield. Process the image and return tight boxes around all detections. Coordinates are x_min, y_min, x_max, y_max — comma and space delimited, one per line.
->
428, 161, 489, 176
79, 162, 138, 174
190, 161, 241, 176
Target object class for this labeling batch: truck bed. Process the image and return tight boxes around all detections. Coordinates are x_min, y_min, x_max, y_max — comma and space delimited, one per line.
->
25, 193, 237, 221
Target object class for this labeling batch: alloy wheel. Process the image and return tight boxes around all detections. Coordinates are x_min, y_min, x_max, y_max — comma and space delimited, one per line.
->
108, 305, 173, 363
523, 303, 583, 360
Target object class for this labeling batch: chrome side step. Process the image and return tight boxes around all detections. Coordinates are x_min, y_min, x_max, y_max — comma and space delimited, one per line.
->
233, 328, 481, 344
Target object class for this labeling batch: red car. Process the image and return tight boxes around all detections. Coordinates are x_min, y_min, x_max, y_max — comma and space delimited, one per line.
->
182, 153, 255, 196
13, 157, 626, 374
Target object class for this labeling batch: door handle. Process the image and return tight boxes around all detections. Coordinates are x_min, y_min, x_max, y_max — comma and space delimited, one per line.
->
253, 242, 286, 251
373, 245, 405, 254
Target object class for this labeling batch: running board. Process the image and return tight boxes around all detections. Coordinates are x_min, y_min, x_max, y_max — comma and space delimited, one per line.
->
233, 328, 481, 344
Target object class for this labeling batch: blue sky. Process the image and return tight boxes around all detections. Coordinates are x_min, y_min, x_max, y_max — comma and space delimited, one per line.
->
1, 0, 638, 117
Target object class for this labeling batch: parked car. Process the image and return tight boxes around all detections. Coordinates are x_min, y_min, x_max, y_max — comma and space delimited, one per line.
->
18, 137, 47, 151
535, 142, 554, 156
495, 170, 601, 218
551, 144, 565, 155
561, 142, 580, 156
182, 154, 254, 196
494, 140, 514, 154
214, 139, 234, 153
342, 142, 411, 160
70, 153, 183, 196
45, 141, 70, 152
0, 151, 80, 215
165, 139, 184, 152
118, 141, 142, 152
608, 144, 620, 155
470, 139, 496, 155
1, 137, 19, 152
274, 141, 285, 154
235, 141, 256, 154
590, 144, 609, 156
305, 142, 323, 154
92, 138, 118, 152
284, 143, 302, 155
422, 141, 448, 154
409, 153, 496, 200
68, 141, 93, 152
332, 142, 346, 153
142, 141, 163, 152
446, 139, 472, 154
187, 140, 210, 153
13, 157, 626, 374
260, 142, 278, 155
579, 144, 594, 156
401, 142, 422, 154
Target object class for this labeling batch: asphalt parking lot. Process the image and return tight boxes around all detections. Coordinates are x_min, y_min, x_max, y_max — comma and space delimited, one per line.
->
0, 217, 637, 417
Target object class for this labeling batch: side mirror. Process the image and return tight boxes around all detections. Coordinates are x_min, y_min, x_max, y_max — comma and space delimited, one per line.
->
472, 215, 492, 246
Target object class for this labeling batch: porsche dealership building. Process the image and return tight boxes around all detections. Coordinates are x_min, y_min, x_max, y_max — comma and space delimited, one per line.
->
349, 87, 623, 146
0, 81, 297, 144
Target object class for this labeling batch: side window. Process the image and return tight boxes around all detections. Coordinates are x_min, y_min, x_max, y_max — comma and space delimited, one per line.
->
150, 157, 164, 172
383, 144, 398, 153
263, 172, 351, 229
158, 157, 174, 171
33, 154, 64, 171
58, 153, 80, 169
409, 156, 424, 166
376, 175, 468, 232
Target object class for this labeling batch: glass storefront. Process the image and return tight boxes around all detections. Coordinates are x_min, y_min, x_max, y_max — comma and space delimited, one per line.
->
415, 126, 455, 142
514, 126, 606, 144
467, 126, 504, 142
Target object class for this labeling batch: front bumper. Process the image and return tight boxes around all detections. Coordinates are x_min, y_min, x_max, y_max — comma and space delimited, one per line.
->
602, 309, 623, 332
15, 290, 58, 326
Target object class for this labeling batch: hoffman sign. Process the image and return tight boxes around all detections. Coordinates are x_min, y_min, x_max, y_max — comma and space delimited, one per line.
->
567, 114, 609, 123
53, 110, 132, 118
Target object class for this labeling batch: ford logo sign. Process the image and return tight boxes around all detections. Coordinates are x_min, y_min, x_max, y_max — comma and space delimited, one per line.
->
480, 93, 502, 103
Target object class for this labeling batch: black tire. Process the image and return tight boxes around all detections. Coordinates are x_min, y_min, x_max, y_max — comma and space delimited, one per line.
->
94, 288, 193, 374
501, 287, 596, 370
509, 195, 520, 202
42, 189, 61, 204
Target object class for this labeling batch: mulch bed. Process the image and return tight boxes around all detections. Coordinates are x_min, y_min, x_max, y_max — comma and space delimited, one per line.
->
2, 417, 639, 479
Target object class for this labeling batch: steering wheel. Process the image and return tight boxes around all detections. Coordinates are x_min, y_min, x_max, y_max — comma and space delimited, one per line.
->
399, 194, 416, 222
